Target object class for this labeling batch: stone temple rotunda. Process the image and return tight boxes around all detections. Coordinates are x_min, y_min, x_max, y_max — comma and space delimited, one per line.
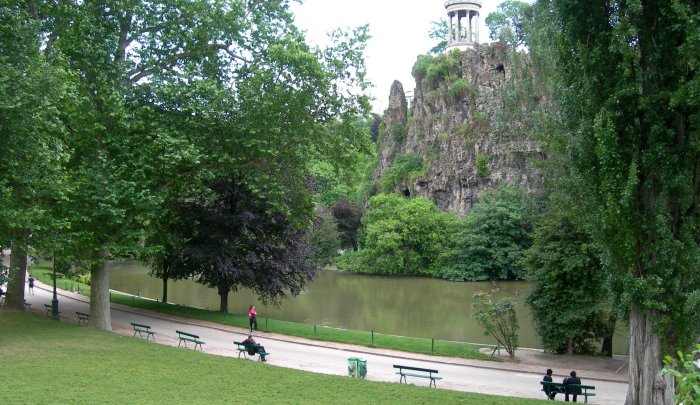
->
445, 0, 482, 51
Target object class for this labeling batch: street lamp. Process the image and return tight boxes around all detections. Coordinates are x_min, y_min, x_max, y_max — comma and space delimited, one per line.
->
51, 255, 59, 320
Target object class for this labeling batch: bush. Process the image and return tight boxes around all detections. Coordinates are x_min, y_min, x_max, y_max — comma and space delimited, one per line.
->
437, 186, 532, 281
336, 194, 460, 276
448, 79, 469, 99
412, 55, 433, 79
475, 154, 490, 177
473, 291, 520, 359
331, 200, 362, 250
379, 154, 424, 193
663, 345, 700, 404
391, 123, 407, 143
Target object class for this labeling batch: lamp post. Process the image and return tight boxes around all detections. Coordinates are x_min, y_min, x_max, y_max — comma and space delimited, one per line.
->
51, 255, 59, 320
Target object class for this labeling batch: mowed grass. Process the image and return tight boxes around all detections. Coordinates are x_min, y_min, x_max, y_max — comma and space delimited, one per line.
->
31, 265, 491, 361
0, 312, 548, 405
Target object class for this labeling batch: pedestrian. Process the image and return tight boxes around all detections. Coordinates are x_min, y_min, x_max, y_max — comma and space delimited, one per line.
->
248, 305, 258, 332
563, 370, 582, 402
27, 275, 35, 296
542, 369, 557, 400
0, 286, 5, 306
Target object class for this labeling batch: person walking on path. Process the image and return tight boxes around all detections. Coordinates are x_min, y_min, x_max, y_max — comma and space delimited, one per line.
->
248, 305, 258, 332
542, 369, 557, 400
27, 275, 35, 296
563, 370, 582, 402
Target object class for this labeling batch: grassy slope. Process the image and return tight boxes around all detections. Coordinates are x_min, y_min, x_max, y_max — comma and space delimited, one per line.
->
0, 312, 547, 405
31, 265, 490, 361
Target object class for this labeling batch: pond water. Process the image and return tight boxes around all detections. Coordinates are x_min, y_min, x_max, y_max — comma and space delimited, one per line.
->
109, 261, 629, 354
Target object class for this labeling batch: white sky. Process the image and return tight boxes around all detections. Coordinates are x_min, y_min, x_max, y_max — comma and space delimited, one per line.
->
291, 0, 504, 114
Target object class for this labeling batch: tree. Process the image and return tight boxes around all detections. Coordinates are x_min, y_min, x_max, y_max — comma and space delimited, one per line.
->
331, 200, 363, 250
485, 1, 533, 47
167, 178, 316, 313
0, 3, 73, 310
537, 1, 700, 403
309, 207, 341, 267
428, 18, 449, 54
438, 187, 532, 281
26, 1, 369, 330
337, 194, 459, 276
473, 291, 520, 359
524, 213, 613, 355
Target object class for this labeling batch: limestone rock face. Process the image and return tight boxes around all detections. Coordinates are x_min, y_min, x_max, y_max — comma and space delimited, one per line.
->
376, 44, 545, 216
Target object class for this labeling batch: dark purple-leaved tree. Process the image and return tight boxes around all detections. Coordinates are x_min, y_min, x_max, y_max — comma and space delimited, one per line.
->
168, 178, 316, 313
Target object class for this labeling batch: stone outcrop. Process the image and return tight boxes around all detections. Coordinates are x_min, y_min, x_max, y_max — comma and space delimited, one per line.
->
376, 44, 544, 216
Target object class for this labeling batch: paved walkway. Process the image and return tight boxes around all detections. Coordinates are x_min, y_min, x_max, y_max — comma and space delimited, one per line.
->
23, 282, 628, 404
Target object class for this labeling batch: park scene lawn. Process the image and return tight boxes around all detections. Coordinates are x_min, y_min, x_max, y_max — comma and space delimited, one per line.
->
0, 312, 547, 405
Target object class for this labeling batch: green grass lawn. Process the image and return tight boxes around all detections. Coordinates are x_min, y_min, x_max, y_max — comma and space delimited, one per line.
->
0, 312, 548, 405
30, 265, 491, 362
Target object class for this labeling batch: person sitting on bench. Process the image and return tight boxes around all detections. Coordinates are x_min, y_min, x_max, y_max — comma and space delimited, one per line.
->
563, 371, 582, 402
543, 369, 557, 400
242, 335, 267, 362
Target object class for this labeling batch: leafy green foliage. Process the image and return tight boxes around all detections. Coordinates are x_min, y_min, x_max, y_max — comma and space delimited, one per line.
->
310, 207, 341, 267
331, 200, 363, 250
428, 18, 449, 54
485, 1, 533, 47
337, 194, 459, 277
473, 291, 520, 359
663, 346, 700, 404
524, 214, 612, 354
475, 155, 490, 178
413, 50, 462, 88
379, 154, 424, 193
438, 187, 532, 281
448, 79, 469, 99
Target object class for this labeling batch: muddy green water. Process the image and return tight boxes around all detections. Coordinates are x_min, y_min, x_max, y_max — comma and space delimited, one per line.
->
109, 261, 628, 354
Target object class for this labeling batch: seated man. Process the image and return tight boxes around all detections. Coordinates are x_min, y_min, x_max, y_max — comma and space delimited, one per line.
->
542, 369, 557, 400
563, 371, 582, 402
242, 335, 267, 362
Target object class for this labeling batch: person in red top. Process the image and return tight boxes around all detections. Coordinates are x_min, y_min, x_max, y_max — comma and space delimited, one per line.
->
248, 305, 258, 332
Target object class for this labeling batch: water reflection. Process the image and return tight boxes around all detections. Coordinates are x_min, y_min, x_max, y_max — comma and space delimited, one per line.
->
109, 261, 628, 354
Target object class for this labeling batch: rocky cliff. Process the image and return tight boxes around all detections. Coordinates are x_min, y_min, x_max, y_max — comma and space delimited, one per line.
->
376, 44, 544, 216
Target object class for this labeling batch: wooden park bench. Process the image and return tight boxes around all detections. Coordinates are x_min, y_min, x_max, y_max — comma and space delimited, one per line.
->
44, 303, 60, 317
75, 311, 89, 326
541, 381, 596, 403
131, 322, 156, 342
177, 330, 205, 351
394, 365, 441, 388
235, 341, 270, 361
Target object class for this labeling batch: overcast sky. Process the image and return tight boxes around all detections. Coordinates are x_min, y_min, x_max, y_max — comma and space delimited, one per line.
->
291, 0, 505, 114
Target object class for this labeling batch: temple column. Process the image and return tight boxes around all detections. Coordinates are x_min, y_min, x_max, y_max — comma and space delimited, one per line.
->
449, 12, 454, 42
457, 12, 462, 41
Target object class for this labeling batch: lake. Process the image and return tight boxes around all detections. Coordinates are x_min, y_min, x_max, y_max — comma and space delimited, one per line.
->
109, 261, 628, 354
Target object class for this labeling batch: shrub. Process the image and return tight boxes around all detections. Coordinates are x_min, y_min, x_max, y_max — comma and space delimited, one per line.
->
412, 55, 433, 79
476, 154, 490, 177
448, 79, 469, 99
663, 345, 700, 404
391, 123, 407, 143
473, 291, 520, 359
379, 154, 424, 193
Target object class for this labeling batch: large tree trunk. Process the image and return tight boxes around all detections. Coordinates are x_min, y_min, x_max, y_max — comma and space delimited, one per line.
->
6, 238, 28, 310
89, 260, 111, 331
161, 273, 168, 303
625, 306, 674, 405
218, 285, 229, 314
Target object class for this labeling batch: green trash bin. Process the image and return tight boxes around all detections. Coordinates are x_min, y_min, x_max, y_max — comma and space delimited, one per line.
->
347, 357, 367, 379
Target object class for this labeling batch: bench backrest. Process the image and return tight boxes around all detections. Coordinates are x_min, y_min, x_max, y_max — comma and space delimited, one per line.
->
76, 312, 89, 317
131, 322, 151, 330
44, 304, 52, 308
393, 365, 439, 374
177, 330, 199, 339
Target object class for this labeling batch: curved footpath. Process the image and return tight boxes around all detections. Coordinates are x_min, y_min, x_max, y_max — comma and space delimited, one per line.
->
24, 282, 627, 404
